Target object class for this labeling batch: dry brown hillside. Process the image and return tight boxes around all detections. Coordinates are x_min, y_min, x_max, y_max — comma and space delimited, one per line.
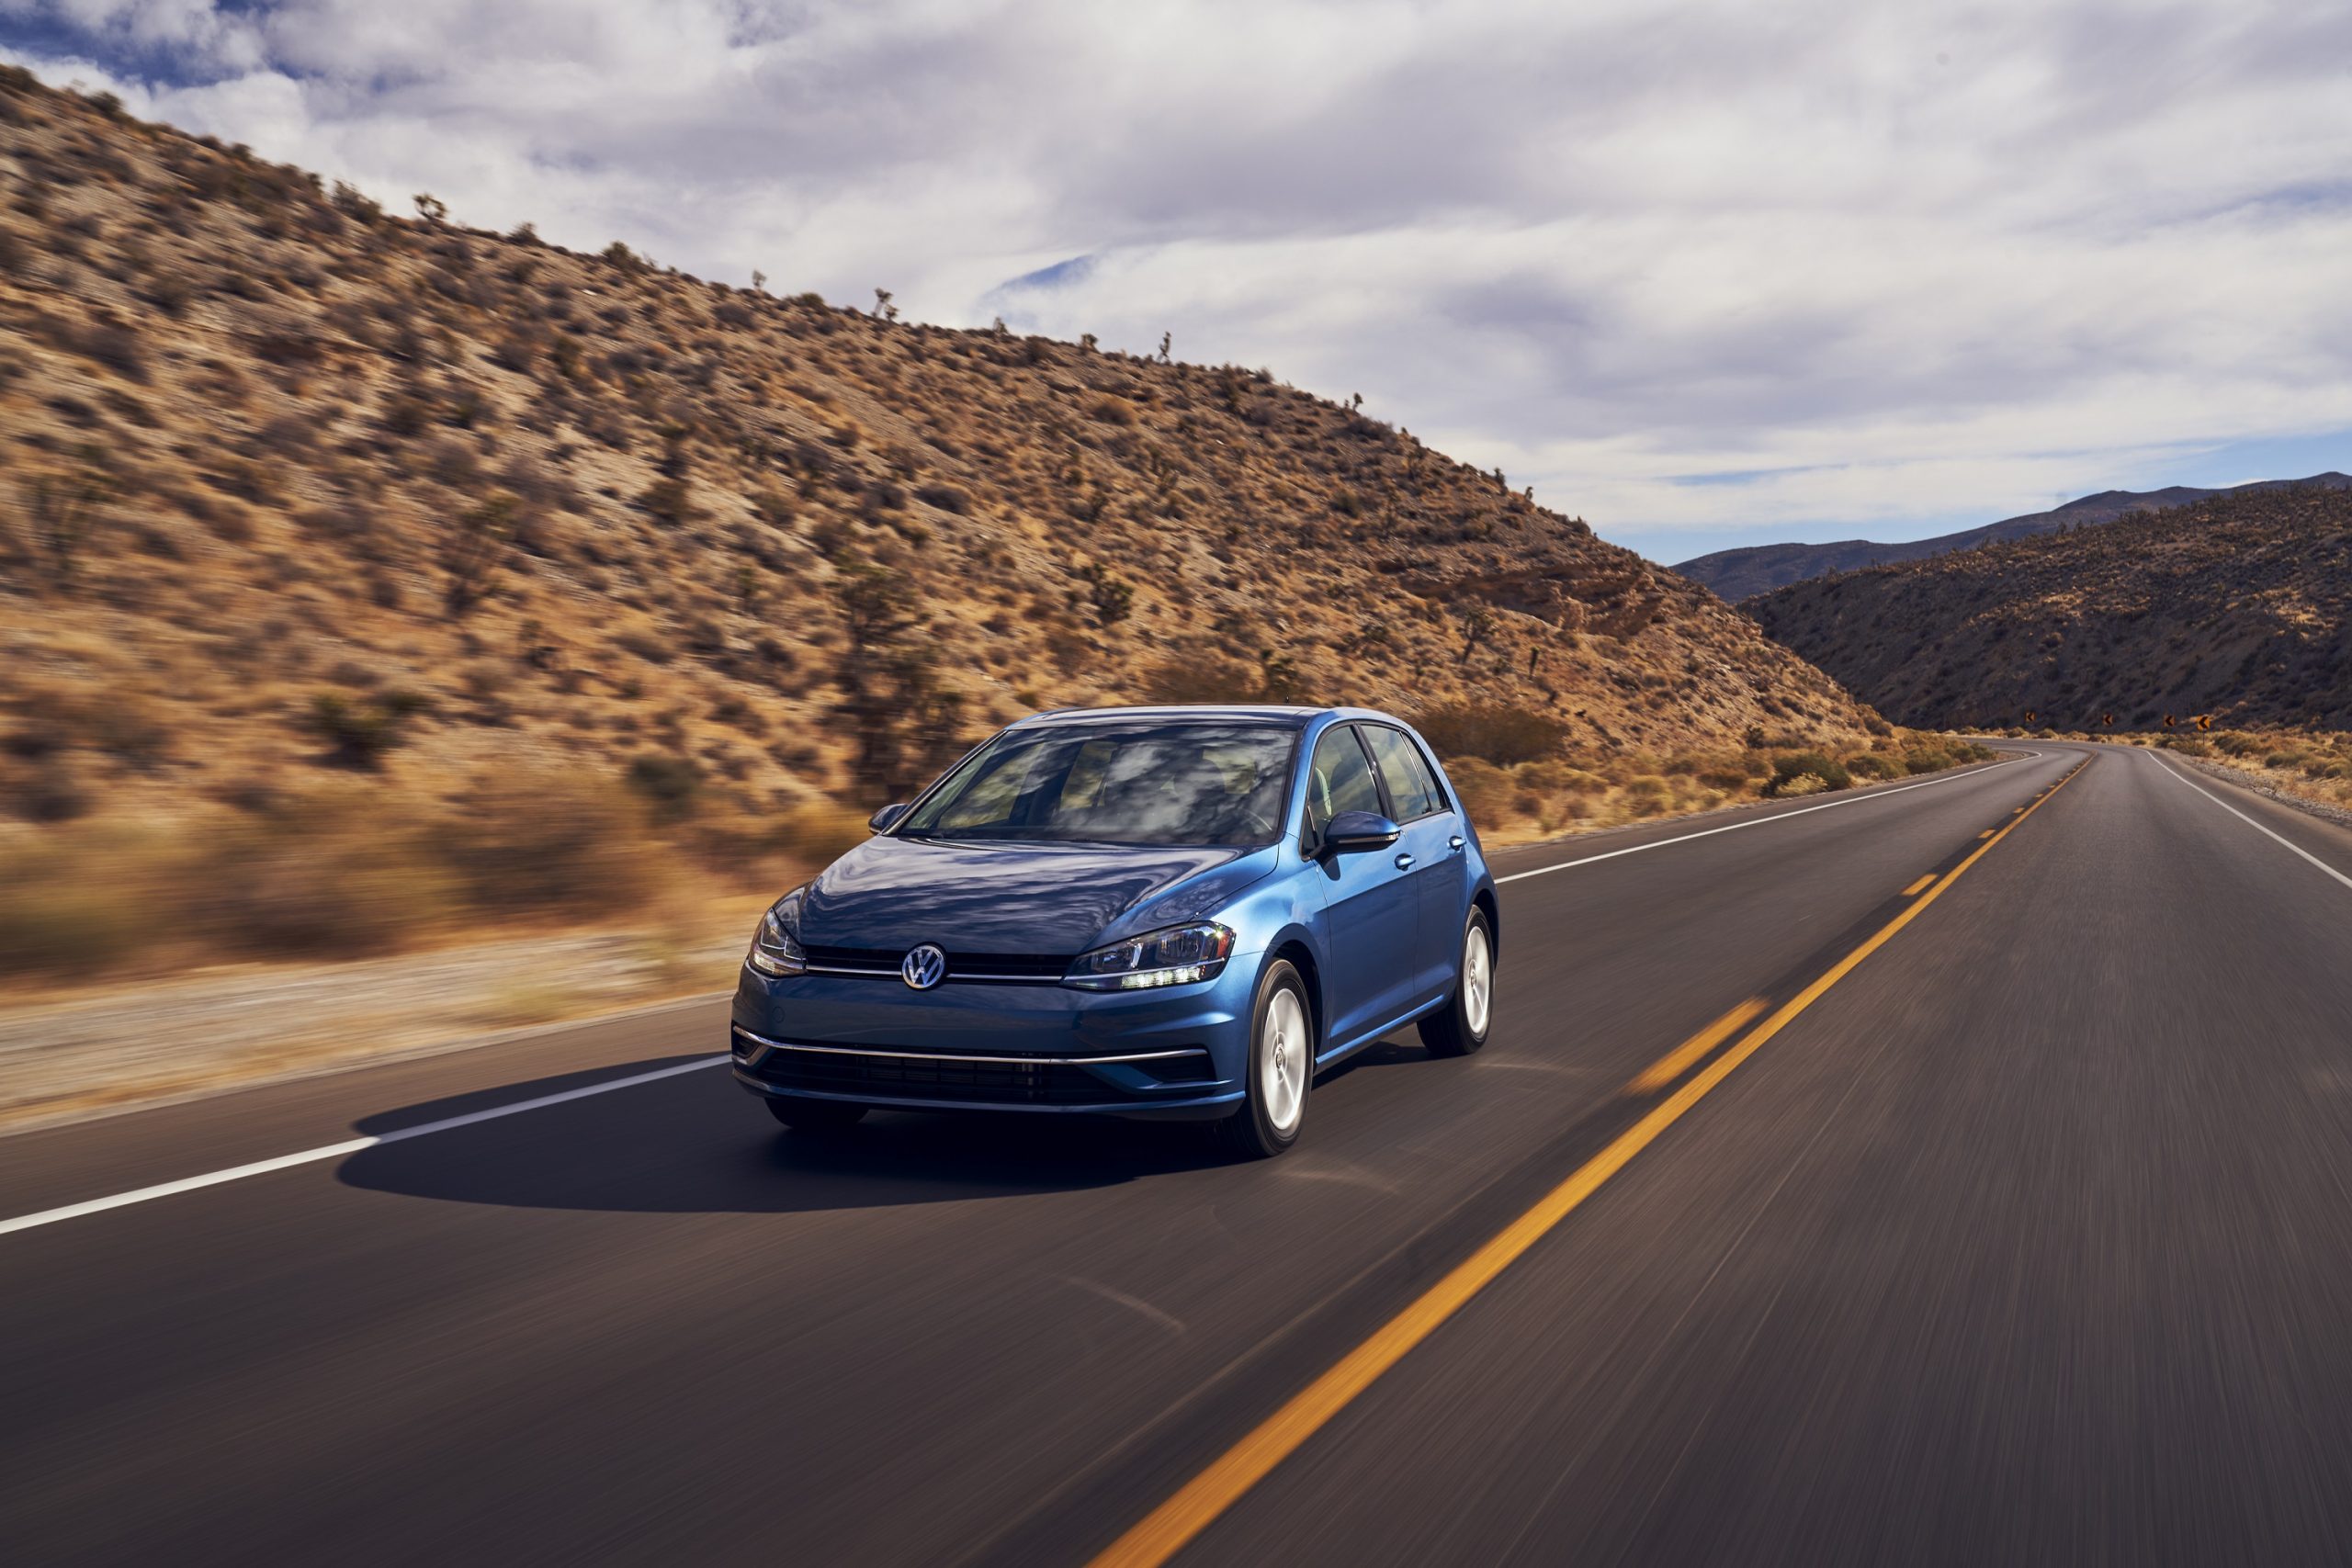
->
0, 73, 1893, 976
1748, 484, 2352, 732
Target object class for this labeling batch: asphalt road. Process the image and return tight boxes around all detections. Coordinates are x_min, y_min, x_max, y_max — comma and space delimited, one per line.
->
7, 740, 2352, 1565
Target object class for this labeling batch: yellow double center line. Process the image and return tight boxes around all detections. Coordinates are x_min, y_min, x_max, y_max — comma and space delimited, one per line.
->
1090, 760, 2085, 1567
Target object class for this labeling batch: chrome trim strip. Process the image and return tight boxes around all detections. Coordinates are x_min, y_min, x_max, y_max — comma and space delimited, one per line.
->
731, 1028, 1206, 1067
802, 964, 1061, 983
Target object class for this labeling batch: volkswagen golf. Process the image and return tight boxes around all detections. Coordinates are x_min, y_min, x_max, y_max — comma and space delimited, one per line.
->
730, 705, 1498, 1156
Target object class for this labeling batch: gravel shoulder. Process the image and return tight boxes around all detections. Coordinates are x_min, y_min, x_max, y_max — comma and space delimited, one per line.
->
0, 919, 746, 1137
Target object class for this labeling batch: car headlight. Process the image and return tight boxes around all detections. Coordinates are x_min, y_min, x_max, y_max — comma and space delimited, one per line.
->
1064, 922, 1235, 991
746, 888, 808, 977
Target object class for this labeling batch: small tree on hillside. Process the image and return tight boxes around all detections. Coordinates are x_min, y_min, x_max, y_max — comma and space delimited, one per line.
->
831, 556, 964, 795
1455, 601, 1496, 658
9, 447, 112, 592
441, 491, 523, 615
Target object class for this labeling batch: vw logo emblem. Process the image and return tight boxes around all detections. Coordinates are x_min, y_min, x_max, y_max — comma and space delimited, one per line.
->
900, 943, 947, 990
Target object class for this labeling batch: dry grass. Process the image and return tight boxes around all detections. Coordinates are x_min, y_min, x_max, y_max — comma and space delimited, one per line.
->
1432, 727, 1993, 844
2158, 729, 2352, 815
0, 761, 819, 985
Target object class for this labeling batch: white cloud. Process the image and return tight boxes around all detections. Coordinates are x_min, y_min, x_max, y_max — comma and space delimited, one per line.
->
6, 0, 2349, 559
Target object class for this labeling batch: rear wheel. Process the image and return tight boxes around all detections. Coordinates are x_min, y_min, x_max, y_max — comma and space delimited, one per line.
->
1215, 959, 1312, 1158
765, 1097, 868, 1132
1419, 908, 1495, 1058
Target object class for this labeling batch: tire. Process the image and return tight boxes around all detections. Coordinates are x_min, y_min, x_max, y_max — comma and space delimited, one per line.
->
1418, 908, 1495, 1058
1215, 959, 1313, 1159
765, 1097, 868, 1131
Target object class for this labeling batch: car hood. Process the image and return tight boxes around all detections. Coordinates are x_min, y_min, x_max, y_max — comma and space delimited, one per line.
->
800, 836, 1276, 956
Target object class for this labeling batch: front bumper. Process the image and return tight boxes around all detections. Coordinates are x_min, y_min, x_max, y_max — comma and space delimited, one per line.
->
729, 961, 1256, 1118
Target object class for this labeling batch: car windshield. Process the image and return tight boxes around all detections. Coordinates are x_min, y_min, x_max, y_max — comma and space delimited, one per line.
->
898, 720, 1298, 847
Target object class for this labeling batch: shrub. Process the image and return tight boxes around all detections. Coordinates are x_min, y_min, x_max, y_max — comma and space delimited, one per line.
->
162, 787, 459, 958
306, 689, 430, 768
433, 762, 654, 914
1623, 775, 1671, 817
1444, 757, 1514, 826
1141, 653, 1259, 705
1412, 701, 1569, 765
0, 822, 158, 974
1769, 752, 1850, 795
1072, 562, 1134, 627
441, 492, 524, 614
625, 754, 704, 822
769, 801, 869, 863
332, 182, 382, 223
1846, 752, 1900, 781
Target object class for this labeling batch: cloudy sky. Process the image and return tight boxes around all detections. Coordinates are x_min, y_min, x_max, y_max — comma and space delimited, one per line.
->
6, 0, 2349, 562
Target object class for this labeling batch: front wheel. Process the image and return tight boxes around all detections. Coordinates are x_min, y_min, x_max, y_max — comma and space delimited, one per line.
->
765, 1097, 868, 1132
1419, 908, 1495, 1058
1215, 959, 1313, 1159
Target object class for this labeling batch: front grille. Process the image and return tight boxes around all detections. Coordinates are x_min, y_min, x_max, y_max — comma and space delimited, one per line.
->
744, 1043, 1127, 1105
801, 945, 1073, 983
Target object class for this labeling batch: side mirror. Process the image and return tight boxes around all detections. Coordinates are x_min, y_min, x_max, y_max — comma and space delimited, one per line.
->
1320, 809, 1401, 854
868, 802, 910, 833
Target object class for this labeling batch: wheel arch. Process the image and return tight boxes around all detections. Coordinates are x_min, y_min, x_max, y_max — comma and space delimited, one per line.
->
1267, 933, 1326, 1051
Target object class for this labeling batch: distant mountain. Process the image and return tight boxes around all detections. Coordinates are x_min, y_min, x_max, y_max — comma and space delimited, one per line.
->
1676, 473, 2352, 602
1747, 483, 2352, 731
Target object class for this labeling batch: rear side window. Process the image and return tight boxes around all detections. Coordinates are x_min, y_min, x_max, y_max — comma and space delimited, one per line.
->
1363, 726, 1447, 821
1304, 725, 1383, 835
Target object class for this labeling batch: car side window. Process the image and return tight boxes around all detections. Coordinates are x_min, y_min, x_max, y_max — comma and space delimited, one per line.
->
1304, 725, 1383, 838
1362, 726, 1447, 821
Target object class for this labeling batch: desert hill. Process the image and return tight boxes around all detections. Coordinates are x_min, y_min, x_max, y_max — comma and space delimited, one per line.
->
1747, 484, 2352, 731
0, 69, 1877, 843
1677, 473, 2351, 602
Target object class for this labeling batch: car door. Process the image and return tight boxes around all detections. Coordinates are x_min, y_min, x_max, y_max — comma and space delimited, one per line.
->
1359, 723, 1467, 1007
1302, 723, 1419, 1054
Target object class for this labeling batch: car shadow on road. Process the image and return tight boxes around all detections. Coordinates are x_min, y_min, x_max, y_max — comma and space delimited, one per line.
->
337, 1054, 1240, 1215
335, 1038, 1434, 1217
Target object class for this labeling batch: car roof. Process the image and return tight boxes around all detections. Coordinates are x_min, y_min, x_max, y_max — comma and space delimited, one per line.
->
1010, 703, 1361, 728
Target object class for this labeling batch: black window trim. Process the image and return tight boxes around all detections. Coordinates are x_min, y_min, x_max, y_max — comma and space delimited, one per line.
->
1301, 721, 1385, 853
1359, 722, 1453, 823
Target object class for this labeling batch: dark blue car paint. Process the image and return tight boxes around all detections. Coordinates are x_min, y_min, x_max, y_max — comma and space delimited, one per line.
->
730, 705, 1498, 1120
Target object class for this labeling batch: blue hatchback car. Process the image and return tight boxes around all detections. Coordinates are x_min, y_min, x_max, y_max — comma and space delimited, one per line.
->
730, 705, 1498, 1156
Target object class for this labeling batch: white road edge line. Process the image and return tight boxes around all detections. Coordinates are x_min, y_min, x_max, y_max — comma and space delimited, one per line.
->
1495, 753, 2035, 886
2151, 752, 2352, 894
0, 1055, 729, 1240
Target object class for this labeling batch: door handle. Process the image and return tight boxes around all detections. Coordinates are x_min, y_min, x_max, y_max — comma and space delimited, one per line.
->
1394, 852, 1416, 871
1448, 835, 1465, 852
